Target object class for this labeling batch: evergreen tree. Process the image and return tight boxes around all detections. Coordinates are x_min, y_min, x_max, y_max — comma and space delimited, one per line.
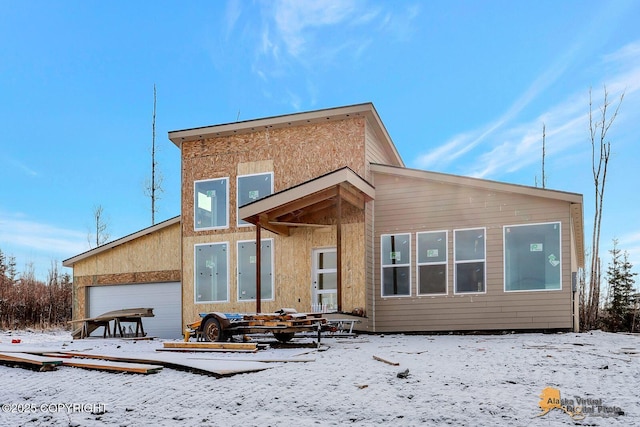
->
605, 239, 637, 331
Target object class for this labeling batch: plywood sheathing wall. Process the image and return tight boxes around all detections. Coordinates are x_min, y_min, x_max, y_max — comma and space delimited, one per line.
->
181, 118, 366, 235
181, 221, 366, 325
180, 118, 368, 324
72, 222, 181, 320
372, 173, 574, 333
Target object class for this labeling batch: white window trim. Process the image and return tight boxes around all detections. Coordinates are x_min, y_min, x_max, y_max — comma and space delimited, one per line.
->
237, 172, 274, 228
236, 238, 275, 302
416, 230, 448, 296
380, 233, 412, 298
194, 241, 229, 304
194, 177, 229, 231
503, 222, 562, 293
453, 227, 487, 295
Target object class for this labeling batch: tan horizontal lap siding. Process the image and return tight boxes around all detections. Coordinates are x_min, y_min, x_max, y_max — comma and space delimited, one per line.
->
373, 173, 574, 332
363, 118, 402, 331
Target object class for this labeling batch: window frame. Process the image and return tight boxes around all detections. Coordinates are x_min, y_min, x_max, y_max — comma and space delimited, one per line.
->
194, 177, 229, 231
380, 233, 412, 298
237, 172, 274, 227
453, 227, 486, 295
194, 241, 229, 304
503, 222, 562, 292
237, 238, 275, 302
416, 230, 448, 296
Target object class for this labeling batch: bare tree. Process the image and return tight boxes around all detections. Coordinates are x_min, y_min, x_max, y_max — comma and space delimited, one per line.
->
582, 86, 624, 330
535, 123, 548, 188
88, 204, 110, 248
144, 84, 163, 225
541, 123, 547, 188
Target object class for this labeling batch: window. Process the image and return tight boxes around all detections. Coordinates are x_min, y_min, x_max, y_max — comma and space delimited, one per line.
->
417, 231, 448, 295
237, 239, 274, 301
194, 242, 228, 303
237, 173, 273, 226
381, 233, 411, 297
194, 178, 228, 230
504, 222, 561, 291
454, 228, 485, 293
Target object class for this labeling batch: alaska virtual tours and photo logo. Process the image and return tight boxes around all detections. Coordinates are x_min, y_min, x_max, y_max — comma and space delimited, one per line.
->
536, 387, 625, 420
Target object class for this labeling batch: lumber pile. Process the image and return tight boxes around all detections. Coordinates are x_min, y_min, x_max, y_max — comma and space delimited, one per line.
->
0, 351, 162, 374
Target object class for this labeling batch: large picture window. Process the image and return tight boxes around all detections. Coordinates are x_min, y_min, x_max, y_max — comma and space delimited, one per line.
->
194, 178, 228, 230
381, 233, 411, 297
454, 228, 485, 294
504, 222, 561, 291
417, 231, 448, 295
194, 242, 228, 303
237, 173, 273, 226
237, 239, 274, 301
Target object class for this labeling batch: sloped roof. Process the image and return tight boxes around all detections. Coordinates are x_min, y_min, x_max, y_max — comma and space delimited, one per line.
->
62, 216, 180, 267
168, 102, 404, 167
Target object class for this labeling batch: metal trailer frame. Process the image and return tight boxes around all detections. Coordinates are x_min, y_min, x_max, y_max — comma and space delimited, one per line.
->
184, 311, 334, 343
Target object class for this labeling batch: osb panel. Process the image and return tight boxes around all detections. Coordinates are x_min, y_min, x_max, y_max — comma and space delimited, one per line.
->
73, 222, 181, 276
237, 160, 274, 176
181, 117, 366, 237
74, 270, 181, 286
72, 285, 86, 321
180, 222, 366, 326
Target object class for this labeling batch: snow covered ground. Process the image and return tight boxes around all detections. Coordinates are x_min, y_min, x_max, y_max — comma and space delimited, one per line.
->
0, 329, 638, 426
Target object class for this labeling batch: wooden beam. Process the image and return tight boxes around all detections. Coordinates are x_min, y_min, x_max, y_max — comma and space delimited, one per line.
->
258, 214, 290, 236
162, 342, 257, 350
256, 222, 262, 314
264, 187, 337, 219
336, 185, 342, 312
338, 183, 366, 209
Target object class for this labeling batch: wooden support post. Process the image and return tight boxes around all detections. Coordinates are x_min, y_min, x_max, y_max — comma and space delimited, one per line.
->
256, 221, 262, 314
336, 186, 342, 312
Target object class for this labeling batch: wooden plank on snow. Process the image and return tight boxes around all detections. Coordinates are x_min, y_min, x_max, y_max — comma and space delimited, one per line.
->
0, 352, 63, 367
60, 351, 271, 377
162, 342, 257, 350
62, 358, 163, 374
372, 355, 399, 366
157, 347, 258, 353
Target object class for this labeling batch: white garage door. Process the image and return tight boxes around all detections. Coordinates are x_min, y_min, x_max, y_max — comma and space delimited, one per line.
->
88, 282, 181, 339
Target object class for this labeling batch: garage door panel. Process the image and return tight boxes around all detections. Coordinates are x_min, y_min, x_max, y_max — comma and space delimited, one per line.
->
89, 282, 181, 339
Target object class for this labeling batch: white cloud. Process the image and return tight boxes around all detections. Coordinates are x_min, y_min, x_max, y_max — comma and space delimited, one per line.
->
273, 0, 358, 57
0, 213, 87, 257
412, 39, 640, 180
251, 1, 419, 82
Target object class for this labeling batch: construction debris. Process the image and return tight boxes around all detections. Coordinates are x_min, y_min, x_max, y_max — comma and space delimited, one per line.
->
372, 355, 399, 366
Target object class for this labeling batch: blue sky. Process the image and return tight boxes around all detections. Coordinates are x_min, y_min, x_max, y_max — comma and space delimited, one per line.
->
1, 0, 639, 280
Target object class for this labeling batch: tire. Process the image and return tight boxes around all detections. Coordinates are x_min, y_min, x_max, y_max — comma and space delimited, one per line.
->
273, 332, 295, 343
203, 317, 225, 342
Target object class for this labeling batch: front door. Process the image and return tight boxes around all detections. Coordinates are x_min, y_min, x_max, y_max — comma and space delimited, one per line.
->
311, 248, 337, 312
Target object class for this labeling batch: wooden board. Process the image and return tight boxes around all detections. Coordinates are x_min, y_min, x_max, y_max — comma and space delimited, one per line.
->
162, 342, 257, 350
0, 345, 67, 354
0, 352, 63, 367
157, 348, 258, 353
61, 351, 271, 377
62, 358, 163, 374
